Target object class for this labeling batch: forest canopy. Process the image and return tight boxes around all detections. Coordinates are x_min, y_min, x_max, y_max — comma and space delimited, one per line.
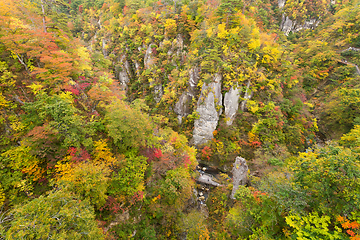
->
1, 0, 360, 239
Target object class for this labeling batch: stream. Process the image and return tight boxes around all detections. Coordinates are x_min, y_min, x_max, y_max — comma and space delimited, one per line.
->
194, 163, 224, 205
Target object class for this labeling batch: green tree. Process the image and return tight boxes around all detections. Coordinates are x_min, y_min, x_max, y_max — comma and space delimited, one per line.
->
109, 155, 148, 198
288, 145, 360, 216
159, 167, 193, 207
227, 185, 286, 239
105, 99, 155, 152
6, 190, 105, 239
286, 212, 344, 239
23, 91, 95, 149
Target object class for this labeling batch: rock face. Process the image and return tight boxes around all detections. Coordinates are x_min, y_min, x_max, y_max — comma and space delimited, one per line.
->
167, 34, 186, 65
280, 14, 296, 36
230, 156, 248, 199
143, 43, 163, 103
280, 14, 319, 36
278, 0, 320, 35
118, 55, 131, 91
144, 44, 155, 69
192, 73, 222, 146
189, 67, 200, 93
174, 67, 200, 124
278, 0, 286, 8
240, 79, 252, 112
174, 93, 192, 124
224, 86, 241, 126
153, 84, 163, 103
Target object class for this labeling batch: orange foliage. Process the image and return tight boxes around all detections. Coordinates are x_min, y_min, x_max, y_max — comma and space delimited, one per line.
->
337, 216, 360, 240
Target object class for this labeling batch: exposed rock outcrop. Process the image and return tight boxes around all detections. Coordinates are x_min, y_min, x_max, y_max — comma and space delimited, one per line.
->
174, 67, 200, 124
153, 84, 163, 103
240, 79, 252, 112
192, 73, 222, 146
230, 156, 248, 199
118, 55, 131, 91
144, 43, 156, 69
278, 0, 320, 35
224, 86, 241, 126
144, 43, 163, 103
280, 14, 296, 36
174, 93, 192, 124
280, 14, 319, 36
278, 0, 286, 8
197, 174, 222, 187
337, 59, 360, 76
167, 34, 186, 65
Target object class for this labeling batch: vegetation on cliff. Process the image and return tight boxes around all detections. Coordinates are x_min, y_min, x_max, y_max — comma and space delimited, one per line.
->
1, 0, 360, 239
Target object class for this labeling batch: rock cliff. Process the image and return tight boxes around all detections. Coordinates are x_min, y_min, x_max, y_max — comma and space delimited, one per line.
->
174, 67, 200, 124
224, 86, 241, 126
192, 73, 222, 146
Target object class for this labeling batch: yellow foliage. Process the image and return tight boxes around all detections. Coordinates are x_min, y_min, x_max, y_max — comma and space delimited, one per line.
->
56, 160, 110, 208
16, 179, 34, 196
0, 93, 9, 109
303, 102, 314, 109
2, 146, 44, 182
213, 139, 225, 155
248, 38, 261, 51
251, 27, 260, 38
0, 61, 16, 87
0, 183, 5, 206
217, 23, 228, 39
229, 26, 240, 35
248, 131, 260, 143
59, 91, 74, 104
199, 228, 210, 240
164, 19, 176, 29
164, 19, 177, 37
10, 119, 25, 132
312, 118, 319, 131
0, 0, 15, 15
247, 100, 259, 114
0, 0, 27, 30
27, 83, 44, 95
21, 164, 45, 182
76, 46, 92, 72
92, 140, 116, 167
262, 45, 280, 64
261, 54, 272, 64
206, 27, 213, 37
55, 156, 73, 181
286, 212, 343, 239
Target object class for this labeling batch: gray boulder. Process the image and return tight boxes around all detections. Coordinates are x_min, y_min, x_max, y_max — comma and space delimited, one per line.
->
230, 156, 248, 199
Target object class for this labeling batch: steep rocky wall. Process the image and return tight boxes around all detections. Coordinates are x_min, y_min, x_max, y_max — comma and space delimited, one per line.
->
280, 14, 319, 36
279, 0, 320, 35
116, 35, 187, 103
118, 55, 131, 91
224, 86, 241, 126
174, 67, 200, 124
114, 35, 259, 146
144, 43, 163, 103
192, 73, 222, 146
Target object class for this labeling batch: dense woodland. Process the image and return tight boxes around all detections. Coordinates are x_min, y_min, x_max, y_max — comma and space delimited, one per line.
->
1, 0, 360, 239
